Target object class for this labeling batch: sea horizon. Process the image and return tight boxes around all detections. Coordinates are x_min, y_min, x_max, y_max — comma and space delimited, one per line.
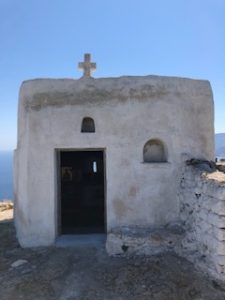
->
0, 150, 13, 201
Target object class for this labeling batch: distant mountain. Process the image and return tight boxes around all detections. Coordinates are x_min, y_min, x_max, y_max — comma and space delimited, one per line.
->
215, 133, 225, 158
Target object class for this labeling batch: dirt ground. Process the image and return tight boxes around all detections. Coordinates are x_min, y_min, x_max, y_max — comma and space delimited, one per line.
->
1, 207, 225, 300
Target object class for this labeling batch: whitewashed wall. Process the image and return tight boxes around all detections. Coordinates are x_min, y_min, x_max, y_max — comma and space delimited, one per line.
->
14, 76, 214, 247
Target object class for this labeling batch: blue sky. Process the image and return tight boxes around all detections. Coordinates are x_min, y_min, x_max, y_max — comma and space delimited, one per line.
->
0, 0, 224, 150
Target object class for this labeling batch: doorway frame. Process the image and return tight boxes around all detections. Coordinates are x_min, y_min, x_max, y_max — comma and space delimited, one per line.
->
55, 148, 107, 236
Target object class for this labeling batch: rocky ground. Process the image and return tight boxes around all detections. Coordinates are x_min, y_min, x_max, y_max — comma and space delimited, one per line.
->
1, 205, 225, 300
0, 201, 13, 223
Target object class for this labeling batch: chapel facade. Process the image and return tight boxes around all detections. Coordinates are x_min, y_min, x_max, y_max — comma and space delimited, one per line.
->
14, 54, 214, 249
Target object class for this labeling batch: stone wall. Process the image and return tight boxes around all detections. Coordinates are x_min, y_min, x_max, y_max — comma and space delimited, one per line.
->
178, 163, 225, 280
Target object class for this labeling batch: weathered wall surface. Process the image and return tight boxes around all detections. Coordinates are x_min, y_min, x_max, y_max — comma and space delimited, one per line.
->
106, 224, 184, 256
178, 165, 225, 280
15, 76, 214, 247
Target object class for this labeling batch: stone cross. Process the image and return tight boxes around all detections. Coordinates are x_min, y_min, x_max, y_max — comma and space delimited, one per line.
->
78, 53, 96, 78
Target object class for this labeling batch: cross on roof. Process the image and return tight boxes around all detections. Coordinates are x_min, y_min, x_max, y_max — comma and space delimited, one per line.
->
78, 53, 96, 78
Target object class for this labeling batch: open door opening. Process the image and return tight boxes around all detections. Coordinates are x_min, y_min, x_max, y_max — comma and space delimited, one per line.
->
59, 150, 105, 234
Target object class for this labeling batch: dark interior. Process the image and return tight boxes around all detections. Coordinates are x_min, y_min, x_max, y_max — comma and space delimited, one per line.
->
60, 150, 105, 234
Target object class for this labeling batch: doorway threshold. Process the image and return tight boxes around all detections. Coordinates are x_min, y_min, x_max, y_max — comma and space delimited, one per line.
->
55, 234, 106, 248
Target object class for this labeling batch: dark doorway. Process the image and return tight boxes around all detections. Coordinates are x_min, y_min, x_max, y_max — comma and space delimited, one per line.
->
59, 150, 105, 234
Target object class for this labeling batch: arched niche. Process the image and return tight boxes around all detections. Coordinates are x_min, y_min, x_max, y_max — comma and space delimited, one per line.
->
143, 139, 167, 163
81, 117, 95, 133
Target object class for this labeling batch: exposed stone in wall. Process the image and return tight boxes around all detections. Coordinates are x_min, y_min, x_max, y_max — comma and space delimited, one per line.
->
178, 162, 225, 280
106, 225, 184, 256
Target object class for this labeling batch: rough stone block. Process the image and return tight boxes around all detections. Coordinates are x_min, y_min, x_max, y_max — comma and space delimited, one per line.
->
212, 239, 225, 255
213, 228, 225, 241
205, 213, 225, 228
215, 263, 225, 274
215, 255, 225, 266
106, 226, 183, 256
212, 201, 225, 216
214, 215, 225, 228
202, 184, 225, 201
198, 198, 225, 216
